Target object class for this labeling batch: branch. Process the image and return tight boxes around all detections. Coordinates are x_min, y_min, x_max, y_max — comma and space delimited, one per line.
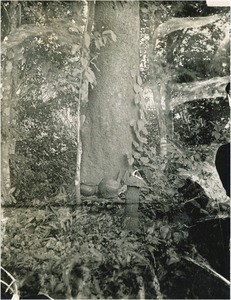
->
170, 76, 229, 109
153, 13, 226, 41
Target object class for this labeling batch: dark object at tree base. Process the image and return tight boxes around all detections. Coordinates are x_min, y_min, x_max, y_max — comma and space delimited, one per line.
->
98, 178, 120, 199
80, 183, 97, 196
189, 216, 230, 280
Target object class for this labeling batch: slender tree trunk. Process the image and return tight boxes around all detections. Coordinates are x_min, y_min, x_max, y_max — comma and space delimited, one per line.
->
1, 59, 15, 204
148, 6, 168, 156
81, 1, 140, 185
75, 1, 95, 204
150, 78, 167, 156
165, 82, 174, 141
1, 1, 19, 204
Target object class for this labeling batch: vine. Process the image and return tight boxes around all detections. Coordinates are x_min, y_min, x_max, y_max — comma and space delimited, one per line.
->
127, 71, 148, 167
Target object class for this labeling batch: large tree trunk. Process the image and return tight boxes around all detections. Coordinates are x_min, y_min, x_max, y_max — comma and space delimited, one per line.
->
81, 1, 140, 185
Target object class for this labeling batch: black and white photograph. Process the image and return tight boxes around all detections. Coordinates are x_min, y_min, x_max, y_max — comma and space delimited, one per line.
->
1, 0, 230, 299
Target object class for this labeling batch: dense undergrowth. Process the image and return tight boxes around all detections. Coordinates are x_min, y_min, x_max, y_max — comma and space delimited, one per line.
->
2, 161, 229, 299
2, 120, 230, 299
1, 193, 190, 299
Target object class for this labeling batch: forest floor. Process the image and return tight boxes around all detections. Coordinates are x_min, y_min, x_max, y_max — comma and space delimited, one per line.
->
2, 144, 230, 299
2, 166, 230, 299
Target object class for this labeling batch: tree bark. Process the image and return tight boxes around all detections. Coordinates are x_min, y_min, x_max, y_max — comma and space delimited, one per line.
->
81, 0, 140, 185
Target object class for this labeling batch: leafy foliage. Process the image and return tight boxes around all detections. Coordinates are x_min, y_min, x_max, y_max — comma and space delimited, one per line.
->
8, 34, 79, 202
1, 190, 195, 299
173, 97, 230, 145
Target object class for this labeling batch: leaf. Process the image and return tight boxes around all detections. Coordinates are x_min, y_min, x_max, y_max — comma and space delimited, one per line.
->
130, 69, 136, 78
130, 119, 136, 127
141, 7, 149, 13
160, 225, 170, 239
167, 249, 180, 265
142, 127, 148, 135
55, 283, 65, 293
80, 57, 88, 68
214, 132, 220, 139
103, 30, 117, 42
150, 147, 156, 154
152, 237, 160, 245
6, 61, 13, 73
133, 83, 141, 94
128, 156, 134, 166
89, 247, 103, 262
167, 255, 180, 265
140, 157, 149, 164
132, 140, 140, 148
84, 32, 91, 48
139, 136, 147, 144
102, 30, 112, 35
137, 75, 142, 86
95, 39, 101, 49
102, 35, 108, 45
80, 114, 86, 127
133, 151, 141, 159
137, 119, 145, 132
15, 189, 20, 197
71, 44, 80, 55
110, 31, 117, 42
134, 94, 140, 104
9, 187, 16, 194
85, 67, 96, 84
135, 130, 147, 144
98, 37, 104, 47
